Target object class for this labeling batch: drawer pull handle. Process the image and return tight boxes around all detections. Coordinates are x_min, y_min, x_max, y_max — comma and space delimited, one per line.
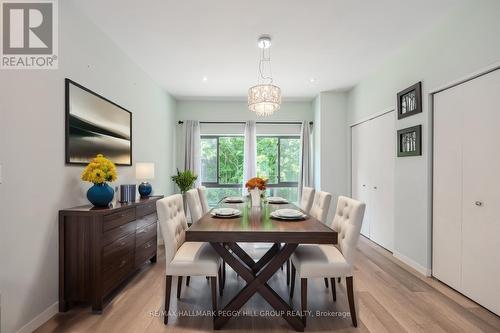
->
138, 229, 146, 234
119, 260, 127, 268
120, 241, 126, 246
145, 244, 152, 249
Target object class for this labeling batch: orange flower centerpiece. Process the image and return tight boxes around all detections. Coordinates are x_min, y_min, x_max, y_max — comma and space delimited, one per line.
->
245, 177, 268, 207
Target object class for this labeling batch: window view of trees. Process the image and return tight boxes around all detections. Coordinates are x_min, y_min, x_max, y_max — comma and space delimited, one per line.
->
200, 135, 301, 206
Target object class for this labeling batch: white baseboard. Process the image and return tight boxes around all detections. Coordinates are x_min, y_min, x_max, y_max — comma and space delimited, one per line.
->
393, 251, 431, 277
16, 302, 58, 333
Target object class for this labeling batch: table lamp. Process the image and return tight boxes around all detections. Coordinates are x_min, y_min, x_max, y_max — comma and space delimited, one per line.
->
136, 162, 155, 198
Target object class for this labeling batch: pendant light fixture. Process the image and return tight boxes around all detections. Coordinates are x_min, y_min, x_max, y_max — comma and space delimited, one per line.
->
248, 35, 282, 116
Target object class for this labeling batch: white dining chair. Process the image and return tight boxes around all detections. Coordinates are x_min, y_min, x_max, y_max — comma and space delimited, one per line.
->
300, 187, 315, 213
157, 194, 223, 325
289, 196, 365, 327
198, 186, 210, 213
309, 190, 332, 223
186, 188, 204, 224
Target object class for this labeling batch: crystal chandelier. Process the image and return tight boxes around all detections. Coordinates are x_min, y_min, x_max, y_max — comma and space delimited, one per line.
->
248, 35, 282, 116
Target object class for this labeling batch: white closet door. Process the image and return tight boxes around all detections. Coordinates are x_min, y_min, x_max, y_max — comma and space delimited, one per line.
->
351, 121, 371, 238
368, 112, 395, 251
433, 87, 464, 291
461, 69, 500, 315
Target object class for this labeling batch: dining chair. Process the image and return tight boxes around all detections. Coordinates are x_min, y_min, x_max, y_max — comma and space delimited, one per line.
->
309, 190, 332, 223
289, 196, 365, 327
300, 187, 315, 213
157, 194, 223, 325
198, 186, 210, 213
186, 188, 204, 223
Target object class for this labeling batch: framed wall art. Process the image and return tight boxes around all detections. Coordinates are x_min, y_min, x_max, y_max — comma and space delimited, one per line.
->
397, 81, 422, 119
397, 125, 422, 157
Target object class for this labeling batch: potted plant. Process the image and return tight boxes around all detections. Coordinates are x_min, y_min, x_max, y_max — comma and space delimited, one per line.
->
245, 177, 268, 207
81, 154, 117, 207
171, 169, 198, 210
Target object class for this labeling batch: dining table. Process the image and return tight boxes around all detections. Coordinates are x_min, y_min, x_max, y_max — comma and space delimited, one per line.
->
185, 199, 338, 331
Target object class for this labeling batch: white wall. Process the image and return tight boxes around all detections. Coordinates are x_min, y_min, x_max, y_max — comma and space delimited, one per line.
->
313, 92, 349, 221
347, 0, 500, 271
0, 1, 176, 332
174, 100, 313, 170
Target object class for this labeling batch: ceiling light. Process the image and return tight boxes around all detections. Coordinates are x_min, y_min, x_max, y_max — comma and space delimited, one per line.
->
310, 78, 316, 83
202, 76, 208, 81
248, 35, 282, 117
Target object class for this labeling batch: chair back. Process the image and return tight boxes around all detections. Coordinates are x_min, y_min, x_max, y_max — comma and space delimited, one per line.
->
331, 196, 366, 265
300, 187, 315, 213
157, 194, 188, 265
309, 191, 332, 223
198, 186, 209, 213
186, 188, 204, 223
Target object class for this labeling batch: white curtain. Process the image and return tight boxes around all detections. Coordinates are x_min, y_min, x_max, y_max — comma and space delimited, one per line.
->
299, 121, 313, 198
184, 120, 201, 187
243, 120, 257, 186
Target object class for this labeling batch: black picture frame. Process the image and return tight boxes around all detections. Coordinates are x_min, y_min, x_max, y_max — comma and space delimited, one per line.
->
397, 125, 422, 157
65, 78, 133, 166
397, 82, 422, 119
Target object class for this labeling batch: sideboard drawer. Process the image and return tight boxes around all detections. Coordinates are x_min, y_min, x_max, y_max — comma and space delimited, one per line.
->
135, 238, 156, 267
103, 208, 136, 232
136, 213, 157, 230
103, 253, 134, 295
102, 233, 135, 270
136, 202, 156, 218
102, 220, 136, 246
136, 222, 156, 246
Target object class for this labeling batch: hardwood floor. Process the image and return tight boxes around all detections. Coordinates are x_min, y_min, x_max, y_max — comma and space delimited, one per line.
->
37, 237, 500, 333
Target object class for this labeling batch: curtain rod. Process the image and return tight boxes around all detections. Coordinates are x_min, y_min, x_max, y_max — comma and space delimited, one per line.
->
177, 121, 313, 125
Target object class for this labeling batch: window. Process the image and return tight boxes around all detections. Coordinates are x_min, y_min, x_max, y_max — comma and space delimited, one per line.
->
201, 135, 301, 206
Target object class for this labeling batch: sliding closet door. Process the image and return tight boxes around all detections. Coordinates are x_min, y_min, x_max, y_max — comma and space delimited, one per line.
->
351, 121, 372, 238
368, 112, 395, 251
460, 69, 500, 315
433, 87, 463, 290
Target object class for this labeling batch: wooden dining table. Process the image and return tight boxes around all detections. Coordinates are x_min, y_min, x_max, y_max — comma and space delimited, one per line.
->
186, 200, 338, 331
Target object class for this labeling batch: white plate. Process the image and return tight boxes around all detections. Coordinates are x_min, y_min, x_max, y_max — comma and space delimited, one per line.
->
274, 208, 304, 218
270, 211, 306, 220
267, 196, 288, 203
224, 197, 244, 203
212, 208, 240, 216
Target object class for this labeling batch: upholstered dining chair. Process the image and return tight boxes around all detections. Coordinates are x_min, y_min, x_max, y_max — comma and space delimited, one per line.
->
289, 196, 365, 327
300, 187, 315, 213
186, 188, 204, 224
198, 186, 210, 213
286, 189, 331, 286
157, 194, 223, 325
309, 191, 332, 223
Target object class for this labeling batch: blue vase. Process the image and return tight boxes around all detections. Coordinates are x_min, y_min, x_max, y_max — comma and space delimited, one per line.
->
87, 183, 114, 207
138, 181, 152, 198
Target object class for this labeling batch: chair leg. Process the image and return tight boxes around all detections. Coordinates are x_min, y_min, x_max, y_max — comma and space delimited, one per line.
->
286, 259, 290, 285
164, 275, 172, 325
324, 277, 329, 288
301, 278, 307, 325
177, 276, 183, 299
210, 276, 217, 312
330, 278, 336, 302
218, 265, 224, 296
290, 263, 296, 298
346, 276, 357, 327
186, 276, 190, 286
338, 277, 341, 283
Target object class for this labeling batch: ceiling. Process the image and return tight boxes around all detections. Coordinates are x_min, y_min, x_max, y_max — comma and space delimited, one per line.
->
74, 0, 463, 100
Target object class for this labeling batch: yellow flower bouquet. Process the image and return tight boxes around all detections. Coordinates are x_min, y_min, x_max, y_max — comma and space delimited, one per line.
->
81, 154, 117, 184
81, 154, 117, 207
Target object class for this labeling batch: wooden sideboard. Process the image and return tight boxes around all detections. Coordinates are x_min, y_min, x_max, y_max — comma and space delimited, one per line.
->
59, 196, 163, 313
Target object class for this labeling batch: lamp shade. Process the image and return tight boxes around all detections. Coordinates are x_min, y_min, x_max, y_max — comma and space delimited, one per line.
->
135, 162, 155, 180
248, 84, 281, 116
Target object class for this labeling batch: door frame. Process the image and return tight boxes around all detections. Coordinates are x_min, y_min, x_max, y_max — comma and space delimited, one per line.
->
429, 62, 500, 276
